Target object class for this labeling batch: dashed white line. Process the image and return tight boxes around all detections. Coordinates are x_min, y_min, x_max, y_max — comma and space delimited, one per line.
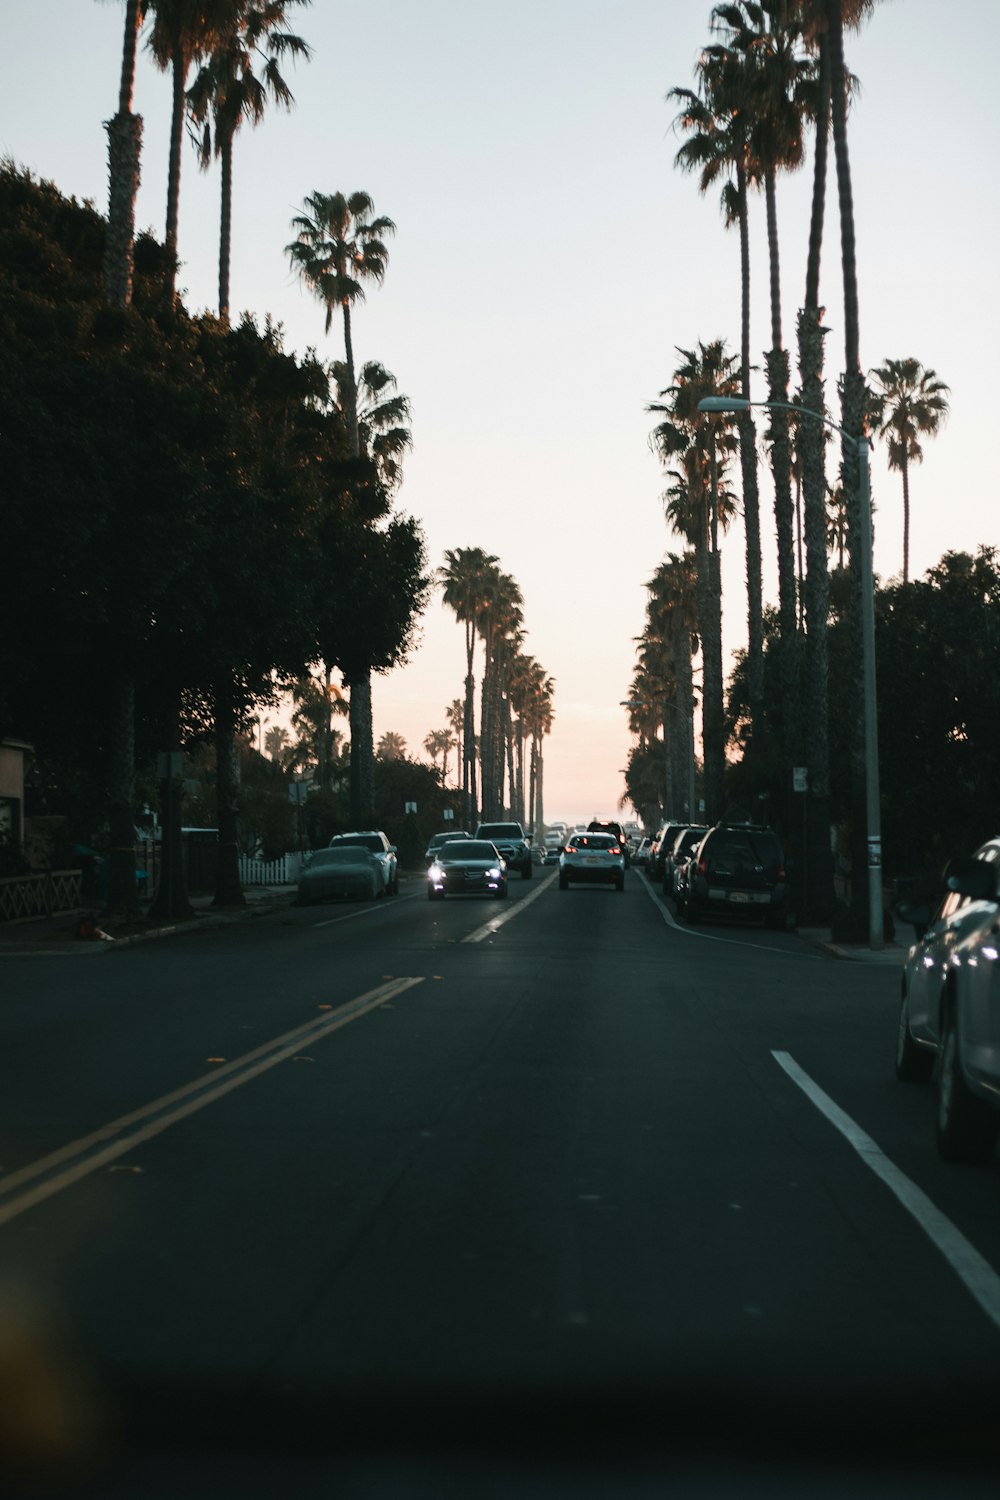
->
772, 1049, 1000, 1334
461, 870, 558, 943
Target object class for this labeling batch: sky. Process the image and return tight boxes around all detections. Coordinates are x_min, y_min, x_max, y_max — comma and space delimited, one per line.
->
3, 1, 998, 826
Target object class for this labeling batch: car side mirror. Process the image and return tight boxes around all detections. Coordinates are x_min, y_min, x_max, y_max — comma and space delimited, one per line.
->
894, 900, 930, 941
944, 856, 998, 902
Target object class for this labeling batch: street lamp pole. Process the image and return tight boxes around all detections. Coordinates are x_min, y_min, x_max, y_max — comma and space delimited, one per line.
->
698, 395, 883, 948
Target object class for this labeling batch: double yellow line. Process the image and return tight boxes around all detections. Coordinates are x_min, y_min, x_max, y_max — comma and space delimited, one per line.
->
0, 977, 423, 1229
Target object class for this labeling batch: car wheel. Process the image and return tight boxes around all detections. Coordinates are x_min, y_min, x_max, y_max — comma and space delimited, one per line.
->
559, 873, 569, 891
937, 1002, 999, 1163
895, 987, 934, 1084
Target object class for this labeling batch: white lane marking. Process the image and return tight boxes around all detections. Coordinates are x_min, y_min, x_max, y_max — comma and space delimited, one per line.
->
461, 870, 558, 944
0, 978, 423, 1229
312, 890, 419, 928
772, 1050, 1000, 1334
638, 871, 822, 958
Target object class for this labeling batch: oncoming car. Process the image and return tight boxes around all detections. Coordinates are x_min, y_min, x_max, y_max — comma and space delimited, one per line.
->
427, 839, 508, 900
559, 832, 625, 892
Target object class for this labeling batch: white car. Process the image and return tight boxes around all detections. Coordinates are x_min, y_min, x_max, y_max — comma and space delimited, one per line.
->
928, 850, 1000, 1163
328, 830, 399, 895
559, 832, 625, 892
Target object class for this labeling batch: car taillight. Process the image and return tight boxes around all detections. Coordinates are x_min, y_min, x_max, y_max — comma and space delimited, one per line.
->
698, 857, 707, 875
610, 844, 621, 855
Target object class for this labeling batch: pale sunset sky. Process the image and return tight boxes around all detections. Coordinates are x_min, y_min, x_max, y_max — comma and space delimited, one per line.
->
4, 2, 997, 824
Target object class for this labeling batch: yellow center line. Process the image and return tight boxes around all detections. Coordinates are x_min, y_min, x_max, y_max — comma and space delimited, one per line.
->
0, 977, 423, 1228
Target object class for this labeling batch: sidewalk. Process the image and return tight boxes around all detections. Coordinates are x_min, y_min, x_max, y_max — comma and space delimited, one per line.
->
0, 885, 298, 956
797, 926, 909, 965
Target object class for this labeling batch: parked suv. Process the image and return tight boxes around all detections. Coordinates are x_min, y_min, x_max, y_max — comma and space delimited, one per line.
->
328, 830, 399, 895
684, 824, 787, 928
474, 821, 532, 879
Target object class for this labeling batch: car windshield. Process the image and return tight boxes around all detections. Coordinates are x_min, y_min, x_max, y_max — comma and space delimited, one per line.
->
308, 848, 369, 867
477, 825, 520, 839
333, 835, 383, 853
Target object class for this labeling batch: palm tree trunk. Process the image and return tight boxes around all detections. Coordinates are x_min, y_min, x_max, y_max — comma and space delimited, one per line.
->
701, 447, 726, 820
213, 679, 246, 908
148, 687, 193, 922
736, 162, 764, 739
103, 0, 143, 310
347, 669, 375, 825
829, 0, 870, 936
901, 455, 911, 583
164, 45, 187, 305
342, 300, 359, 456
218, 131, 233, 323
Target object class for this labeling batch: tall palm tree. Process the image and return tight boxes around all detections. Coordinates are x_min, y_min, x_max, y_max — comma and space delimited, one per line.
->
331, 359, 412, 492
713, 4, 815, 758
439, 546, 499, 825
648, 341, 740, 820
476, 568, 523, 820
188, 0, 311, 323
669, 40, 764, 745
286, 190, 395, 455
868, 357, 950, 583
445, 698, 465, 786
101, 0, 147, 308
147, 0, 240, 305
642, 551, 700, 820
423, 728, 453, 782
520, 664, 555, 839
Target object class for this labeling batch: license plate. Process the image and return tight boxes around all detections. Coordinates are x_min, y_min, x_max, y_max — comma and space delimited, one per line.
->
583, 856, 602, 865
729, 892, 751, 903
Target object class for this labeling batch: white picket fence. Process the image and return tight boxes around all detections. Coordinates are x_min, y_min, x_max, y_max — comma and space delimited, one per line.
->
237, 853, 303, 887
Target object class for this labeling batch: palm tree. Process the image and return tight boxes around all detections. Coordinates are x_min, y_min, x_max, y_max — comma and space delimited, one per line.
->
423, 728, 453, 781
648, 341, 740, 820
147, 0, 240, 305
102, 0, 147, 308
331, 359, 412, 492
439, 546, 499, 825
188, 0, 311, 323
868, 357, 950, 583
476, 567, 523, 820
286, 190, 395, 455
712, 3, 816, 759
520, 664, 555, 839
264, 723, 290, 765
669, 40, 765, 745
445, 698, 465, 783
641, 552, 700, 820
377, 731, 407, 761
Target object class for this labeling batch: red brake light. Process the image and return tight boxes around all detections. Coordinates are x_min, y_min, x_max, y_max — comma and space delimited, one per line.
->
698, 856, 707, 875
610, 844, 621, 854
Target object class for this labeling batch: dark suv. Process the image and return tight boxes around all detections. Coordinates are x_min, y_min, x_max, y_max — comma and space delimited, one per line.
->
474, 822, 533, 879
684, 824, 787, 928
586, 820, 630, 868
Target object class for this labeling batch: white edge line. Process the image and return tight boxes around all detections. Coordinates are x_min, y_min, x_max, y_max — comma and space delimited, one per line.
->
461, 870, 558, 943
639, 871, 823, 958
772, 1049, 1000, 1333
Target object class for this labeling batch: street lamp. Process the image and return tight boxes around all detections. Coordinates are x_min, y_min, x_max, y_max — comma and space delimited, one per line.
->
697, 394, 883, 948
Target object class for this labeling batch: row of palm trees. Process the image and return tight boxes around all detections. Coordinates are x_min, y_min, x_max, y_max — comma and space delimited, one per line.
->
438, 549, 555, 832
633, 1, 950, 925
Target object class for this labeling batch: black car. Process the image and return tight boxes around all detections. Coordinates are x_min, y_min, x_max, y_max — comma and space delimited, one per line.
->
427, 840, 508, 900
684, 824, 787, 928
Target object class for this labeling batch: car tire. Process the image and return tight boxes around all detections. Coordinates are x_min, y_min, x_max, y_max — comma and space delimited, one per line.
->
895, 988, 935, 1084
937, 1002, 999, 1163
559, 873, 569, 891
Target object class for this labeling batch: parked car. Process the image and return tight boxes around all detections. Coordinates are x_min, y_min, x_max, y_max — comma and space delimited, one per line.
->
633, 836, 653, 868
297, 846, 383, 905
650, 822, 686, 882
893, 838, 1000, 1087
328, 830, 399, 895
893, 838, 1000, 1163
683, 824, 787, 928
427, 839, 508, 900
423, 831, 471, 865
542, 845, 561, 866
559, 832, 625, 892
475, 821, 532, 879
663, 825, 709, 901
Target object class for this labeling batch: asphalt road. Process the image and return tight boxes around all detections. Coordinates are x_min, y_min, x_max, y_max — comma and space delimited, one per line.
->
2, 871, 999, 1495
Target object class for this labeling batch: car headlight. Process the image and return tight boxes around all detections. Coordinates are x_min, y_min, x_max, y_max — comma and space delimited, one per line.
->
429, 863, 444, 880
487, 867, 502, 879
